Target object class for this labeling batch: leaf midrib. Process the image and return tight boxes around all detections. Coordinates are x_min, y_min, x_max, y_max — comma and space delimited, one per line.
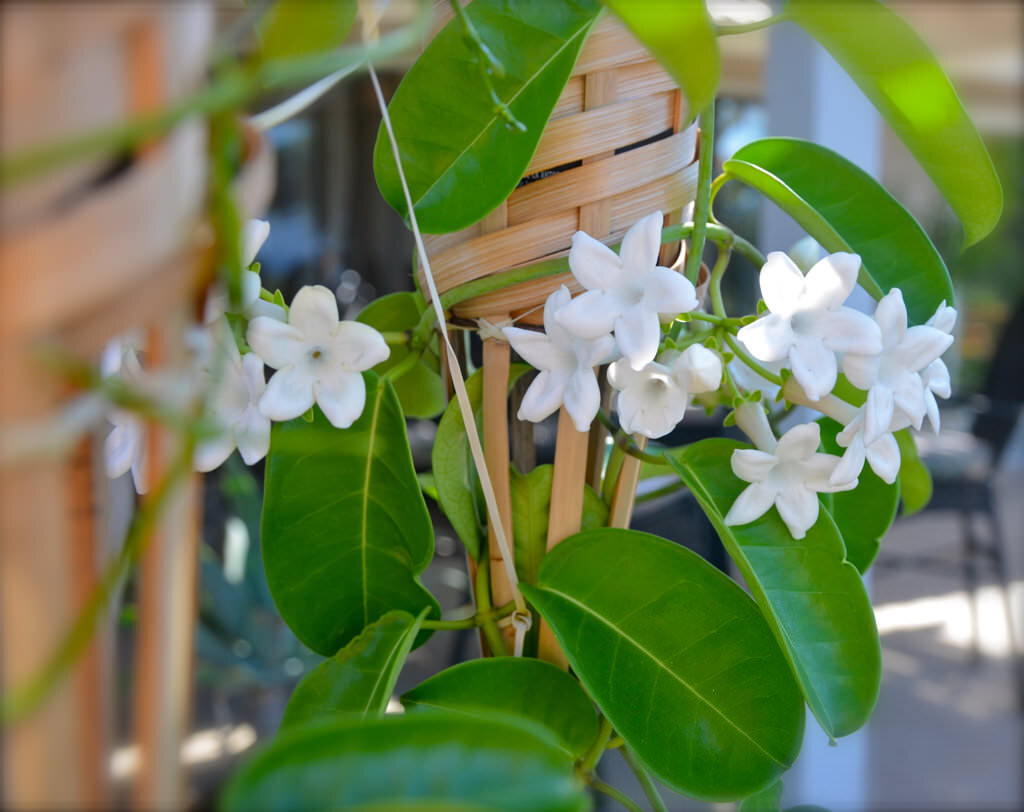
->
538, 585, 786, 767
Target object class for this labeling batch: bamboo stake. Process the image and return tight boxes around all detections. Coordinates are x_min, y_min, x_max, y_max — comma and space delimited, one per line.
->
608, 435, 648, 529
482, 334, 516, 653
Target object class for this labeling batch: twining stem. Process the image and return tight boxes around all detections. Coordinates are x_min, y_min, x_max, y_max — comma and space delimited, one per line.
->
473, 547, 508, 656
715, 12, 790, 36
721, 331, 784, 387
683, 101, 716, 286
621, 746, 669, 812
420, 600, 516, 630
382, 348, 423, 382
586, 776, 644, 812
578, 715, 614, 774
709, 243, 733, 319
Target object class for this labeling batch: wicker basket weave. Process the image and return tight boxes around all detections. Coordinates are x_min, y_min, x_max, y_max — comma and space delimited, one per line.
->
421, 13, 699, 323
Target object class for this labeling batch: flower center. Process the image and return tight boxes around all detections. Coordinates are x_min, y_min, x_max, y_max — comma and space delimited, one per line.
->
308, 346, 327, 365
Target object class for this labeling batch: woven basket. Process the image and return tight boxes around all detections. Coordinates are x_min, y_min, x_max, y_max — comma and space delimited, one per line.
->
421, 13, 699, 323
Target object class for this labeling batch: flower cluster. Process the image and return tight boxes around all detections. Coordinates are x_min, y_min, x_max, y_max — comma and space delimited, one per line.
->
503, 211, 716, 437
102, 221, 389, 490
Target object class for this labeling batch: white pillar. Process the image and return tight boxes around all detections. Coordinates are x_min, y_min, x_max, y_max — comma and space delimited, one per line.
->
760, 20, 881, 811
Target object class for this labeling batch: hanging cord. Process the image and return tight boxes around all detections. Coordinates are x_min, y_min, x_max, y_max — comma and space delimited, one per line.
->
367, 63, 530, 656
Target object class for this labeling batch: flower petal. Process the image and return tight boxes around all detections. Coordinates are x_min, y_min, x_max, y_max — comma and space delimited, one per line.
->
236, 406, 271, 465
619, 211, 663, 275
807, 307, 883, 355
832, 436, 866, 486
194, 433, 236, 473
247, 317, 307, 370
865, 432, 901, 484
894, 325, 953, 372
642, 266, 699, 316
873, 289, 908, 348
260, 366, 315, 421
775, 421, 822, 461
569, 231, 623, 291
290, 285, 340, 344
504, 327, 566, 373
674, 344, 722, 393
555, 290, 622, 339
563, 368, 601, 432
922, 359, 951, 398
517, 371, 566, 424
759, 252, 805, 317
775, 485, 819, 539
725, 480, 778, 527
802, 252, 860, 311
314, 368, 366, 429
927, 301, 957, 333
330, 321, 390, 371
731, 448, 778, 482
864, 384, 895, 446
105, 421, 140, 479
841, 350, 881, 391
737, 314, 795, 363
615, 304, 662, 371
243, 219, 270, 267
891, 371, 927, 429
788, 333, 837, 401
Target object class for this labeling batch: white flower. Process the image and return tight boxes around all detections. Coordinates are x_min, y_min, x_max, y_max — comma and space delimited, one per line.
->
921, 301, 956, 433
247, 285, 390, 429
737, 251, 882, 401
841, 289, 953, 444
194, 319, 271, 472
556, 211, 698, 371
102, 338, 148, 494
830, 408, 904, 485
725, 421, 855, 539
503, 285, 617, 432
204, 219, 286, 324
608, 345, 722, 438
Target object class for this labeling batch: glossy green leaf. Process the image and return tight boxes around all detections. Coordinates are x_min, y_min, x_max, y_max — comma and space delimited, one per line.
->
432, 365, 531, 561
357, 292, 445, 419
510, 464, 608, 585
402, 658, 598, 758
259, 0, 357, 63
262, 374, 439, 656
280, 609, 428, 730
740, 779, 783, 812
221, 712, 587, 811
669, 439, 881, 739
373, 0, 601, 233
724, 138, 952, 323
895, 428, 932, 515
603, 0, 719, 120
786, 0, 1002, 248
818, 418, 899, 573
522, 528, 805, 801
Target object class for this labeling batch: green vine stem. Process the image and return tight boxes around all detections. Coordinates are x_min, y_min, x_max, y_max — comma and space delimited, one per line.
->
683, 101, 716, 286
621, 746, 669, 812
721, 331, 784, 387
585, 776, 644, 812
473, 550, 508, 656
578, 714, 614, 774
420, 600, 516, 630
715, 11, 790, 36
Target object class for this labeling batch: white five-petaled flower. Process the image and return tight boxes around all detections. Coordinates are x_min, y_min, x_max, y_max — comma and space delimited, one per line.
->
194, 319, 271, 472
557, 211, 698, 371
204, 219, 286, 324
841, 289, 953, 444
247, 285, 390, 429
920, 301, 957, 433
608, 345, 722, 439
503, 285, 618, 433
101, 337, 148, 494
726, 404, 855, 539
737, 251, 882, 401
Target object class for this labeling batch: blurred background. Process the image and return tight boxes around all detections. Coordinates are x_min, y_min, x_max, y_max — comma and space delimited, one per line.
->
2, 1, 1021, 810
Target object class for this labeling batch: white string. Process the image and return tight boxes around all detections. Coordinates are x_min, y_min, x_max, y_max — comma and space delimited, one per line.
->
367, 62, 528, 656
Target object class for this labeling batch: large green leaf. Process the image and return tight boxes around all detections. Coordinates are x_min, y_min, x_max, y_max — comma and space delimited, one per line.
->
602, 0, 719, 120
818, 419, 899, 573
262, 373, 439, 656
280, 609, 428, 730
522, 528, 805, 801
724, 138, 952, 324
221, 712, 587, 811
357, 292, 445, 419
402, 658, 598, 758
669, 439, 881, 739
373, 0, 601, 233
259, 0, 357, 63
432, 365, 531, 561
895, 428, 932, 515
786, 0, 1002, 248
